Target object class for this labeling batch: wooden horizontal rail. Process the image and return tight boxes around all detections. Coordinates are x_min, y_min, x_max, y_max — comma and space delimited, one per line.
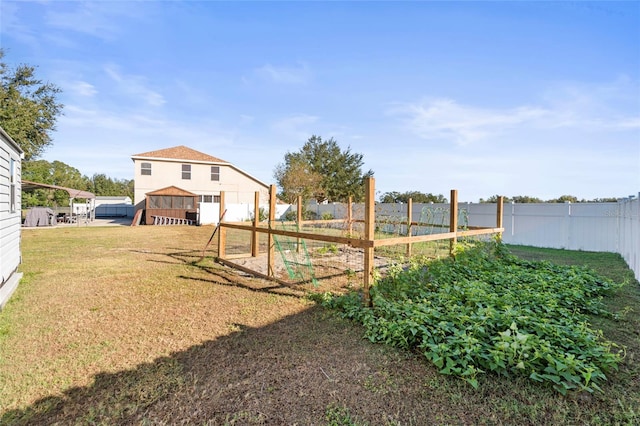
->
373, 227, 504, 247
220, 221, 501, 250
221, 222, 373, 248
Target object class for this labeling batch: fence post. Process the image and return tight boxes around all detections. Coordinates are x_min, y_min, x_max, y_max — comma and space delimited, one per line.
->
217, 191, 226, 259
406, 198, 413, 257
297, 195, 303, 254
449, 189, 458, 256
347, 196, 353, 236
251, 191, 259, 257
496, 196, 504, 242
363, 177, 375, 307
267, 185, 277, 278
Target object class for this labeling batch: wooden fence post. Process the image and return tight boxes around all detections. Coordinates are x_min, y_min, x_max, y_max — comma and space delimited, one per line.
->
347, 196, 353, 236
363, 177, 375, 307
406, 198, 413, 257
297, 195, 303, 254
449, 189, 458, 257
267, 185, 277, 278
496, 196, 504, 243
251, 191, 260, 257
218, 191, 226, 259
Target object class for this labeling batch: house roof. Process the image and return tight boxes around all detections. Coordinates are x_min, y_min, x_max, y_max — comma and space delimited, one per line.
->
132, 146, 229, 164
146, 186, 198, 196
0, 126, 24, 157
132, 145, 270, 190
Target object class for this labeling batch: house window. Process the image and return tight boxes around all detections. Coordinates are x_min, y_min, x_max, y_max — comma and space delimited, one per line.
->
141, 162, 152, 176
200, 194, 220, 203
211, 166, 220, 181
10, 158, 16, 213
182, 164, 191, 180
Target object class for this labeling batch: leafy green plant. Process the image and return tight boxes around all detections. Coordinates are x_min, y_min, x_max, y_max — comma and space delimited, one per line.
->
317, 244, 339, 255
250, 207, 268, 222
321, 212, 334, 221
321, 242, 625, 394
282, 208, 318, 221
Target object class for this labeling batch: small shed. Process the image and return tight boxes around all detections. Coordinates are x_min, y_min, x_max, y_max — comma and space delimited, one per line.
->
95, 196, 133, 218
144, 185, 199, 225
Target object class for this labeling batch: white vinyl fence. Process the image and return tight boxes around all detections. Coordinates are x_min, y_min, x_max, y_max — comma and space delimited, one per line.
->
307, 197, 640, 280
198, 203, 290, 225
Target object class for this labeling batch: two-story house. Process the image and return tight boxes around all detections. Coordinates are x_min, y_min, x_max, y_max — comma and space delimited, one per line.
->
131, 146, 269, 224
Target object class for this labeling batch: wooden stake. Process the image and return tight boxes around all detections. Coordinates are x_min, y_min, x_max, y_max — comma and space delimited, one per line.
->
267, 185, 277, 278
406, 198, 413, 257
217, 191, 226, 259
297, 195, 303, 254
449, 189, 458, 257
251, 191, 260, 257
363, 177, 375, 307
496, 196, 504, 243
347, 196, 353, 236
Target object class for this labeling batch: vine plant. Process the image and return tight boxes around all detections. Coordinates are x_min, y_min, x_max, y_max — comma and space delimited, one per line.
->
321, 240, 626, 394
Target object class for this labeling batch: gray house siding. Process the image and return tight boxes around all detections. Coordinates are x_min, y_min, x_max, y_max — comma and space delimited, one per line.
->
0, 127, 24, 310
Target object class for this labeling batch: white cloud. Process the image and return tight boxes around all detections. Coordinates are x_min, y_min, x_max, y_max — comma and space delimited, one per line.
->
390, 79, 640, 146
253, 63, 312, 85
0, 1, 40, 47
67, 81, 97, 97
104, 65, 166, 107
44, 1, 147, 41
271, 114, 319, 140
390, 99, 549, 145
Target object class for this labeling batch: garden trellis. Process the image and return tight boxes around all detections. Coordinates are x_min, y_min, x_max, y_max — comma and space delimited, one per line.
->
215, 178, 504, 305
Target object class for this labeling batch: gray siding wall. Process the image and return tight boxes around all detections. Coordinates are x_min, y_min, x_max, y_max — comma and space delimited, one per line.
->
0, 131, 23, 309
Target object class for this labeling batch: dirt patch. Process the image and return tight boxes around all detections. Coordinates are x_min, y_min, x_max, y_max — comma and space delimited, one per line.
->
228, 246, 396, 287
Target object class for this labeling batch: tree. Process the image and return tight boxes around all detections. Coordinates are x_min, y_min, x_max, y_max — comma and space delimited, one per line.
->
511, 195, 543, 203
274, 135, 373, 203
21, 161, 134, 207
22, 160, 87, 207
587, 197, 618, 203
87, 173, 134, 201
0, 48, 63, 160
479, 195, 512, 203
273, 158, 323, 204
379, 191, 447, 203
547, 195, 579, 203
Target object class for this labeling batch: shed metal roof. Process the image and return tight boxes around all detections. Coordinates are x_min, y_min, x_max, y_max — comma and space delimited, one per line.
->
22, 180, 95, 199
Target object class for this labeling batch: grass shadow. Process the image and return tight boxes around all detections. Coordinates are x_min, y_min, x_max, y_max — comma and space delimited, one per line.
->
0, 306, 449, 425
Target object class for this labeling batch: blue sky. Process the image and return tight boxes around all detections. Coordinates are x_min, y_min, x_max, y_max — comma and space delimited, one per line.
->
1, 1, 638, 202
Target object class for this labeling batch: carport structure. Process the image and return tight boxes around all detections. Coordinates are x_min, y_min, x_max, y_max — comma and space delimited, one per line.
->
22, 180, 96, 223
